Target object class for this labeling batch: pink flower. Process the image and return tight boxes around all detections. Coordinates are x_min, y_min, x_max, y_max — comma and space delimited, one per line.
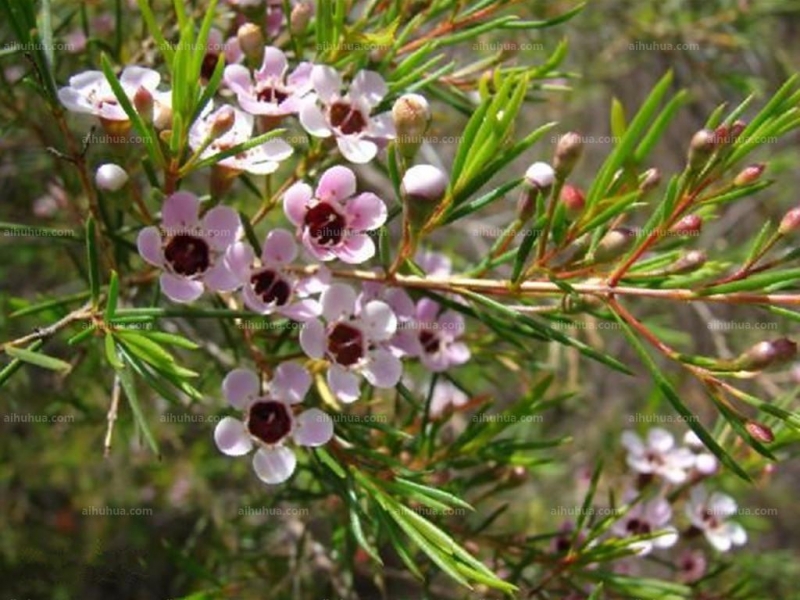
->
214, 364, 334, 485
188, 104, 293, 175
428, 380, 469, 418
415, 249, 452, 277
621, 428, 696, 484
299, 66, 395, 163
225, 228, 328, 320
357, 281, 419, 358
224, 46, 313, 117
685, 485, 747, 552
283, 165, 387, 263
58, 66, 170, 126
410, 298, 470, 372
612, 494, 678, 555
677, 550, 707, 583
300, 283, 402, 403
136, 191, 241, 303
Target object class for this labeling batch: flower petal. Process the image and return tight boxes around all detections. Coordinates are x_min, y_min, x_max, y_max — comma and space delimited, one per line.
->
271, 361, 311, 404
311, 65, 342, 102
647, 428, 675, 453
223, 368, 260, 408
160, 273, 204, 303
283, 182, 314, 226
262, 228, 298, 265
223, 64, 252, 95
299, 98, 331, 137
204, 261, 240, 292
327, 365, 361, 403
258, 46, 288, 79
202, 206, 241, 251
214, 416, 253, 456
321, 283, 357, 321
225, 241, 255, 282
350, 70, 387, 107
281, 298, 321, 321
299, 318, 326, 359
293, 408, 334, 446
137, 226, 164, 267
346, 192, 387, 231
316, 165, 357, 203
337, 136, 377, 164
338, 233, 375, 264
252, 446, 297, 485
360, 300, 397, 341
163, 191, 201, 230
363, 348, 402, 388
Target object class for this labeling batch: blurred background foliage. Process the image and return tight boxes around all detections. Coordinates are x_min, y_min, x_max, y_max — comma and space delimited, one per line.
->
2, 0, 800, 599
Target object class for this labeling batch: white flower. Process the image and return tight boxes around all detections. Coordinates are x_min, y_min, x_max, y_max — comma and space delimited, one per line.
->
621, 428, 696, 484
613, 493, 678, 555
685, 485, 747, 552
683, 430, 718, 475
95, 163, 129, 191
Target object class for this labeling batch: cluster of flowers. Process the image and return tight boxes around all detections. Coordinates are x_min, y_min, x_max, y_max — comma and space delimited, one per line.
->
609, 428, 747, 579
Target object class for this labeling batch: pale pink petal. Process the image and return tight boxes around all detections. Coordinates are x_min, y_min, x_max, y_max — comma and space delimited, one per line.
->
316, 165, 357, 203
271, 361, 311, 404
337, 136, 377, 164
214, 416, 253, 456
385, 289, 416, 318
162, 191, 201, 230
327, 365, 361, 403
160, 273, 204, 303
299, 99, 332, 137
648, 428, 675, 453
708, 493, 737, 518
621, 430, 644, 454
260, 138, 294, 161
224, 64, 254, 95
262, 228, 298, 265
204, 261, 240, 292
416, 297, 440, 324
283, 182, 314, 226
223, 368, 260, 409
368, 112, 396, 139
120, 66, 160, 91
287, 61, 313, 91
350, 70, 387, 107
447, 342, 471, 366
360, 300, 397, 341
58, 88, 96, 114
257, 46, 288, 79
225, 241, 255, 282
338, 233, 375, 264
293, 408, 334, 446
137, 226, 164, 266
346, 192, 386, 231
363, 348, 402, 388
438, 310, 465, 337
299, 318, 326, 359
242, 285, 272, 313
281, 298, 321, 321
321, 283, 357, 321
311, 65, 342, 102
202, 206, 241, 251
252, 446, 297, 484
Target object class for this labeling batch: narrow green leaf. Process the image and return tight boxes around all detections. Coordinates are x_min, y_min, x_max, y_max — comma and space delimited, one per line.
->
117, 361, 161, 456
5, 346, 71, 372
105, 270, 120, 321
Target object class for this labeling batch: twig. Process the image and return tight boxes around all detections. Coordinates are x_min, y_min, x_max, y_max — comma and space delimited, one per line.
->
104, 374, 122, 457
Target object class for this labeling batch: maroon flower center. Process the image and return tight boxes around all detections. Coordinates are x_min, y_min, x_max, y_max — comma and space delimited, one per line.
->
247, 400, 292, 445
419, 331, 441, 354
201, 53, 221, 81
304, 203, 347, 246
164, 234, 210, 276
329, 101, 367, 135
250, 269, 292, 306
256, 84, 289, 105
327, 322, 365, 366
625, 518, 651, 536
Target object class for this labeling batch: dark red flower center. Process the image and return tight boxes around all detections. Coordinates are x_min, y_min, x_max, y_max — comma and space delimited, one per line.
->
201, 53, 221, 81
419, 331, 441, 354
625, 518, 652, 536
304, 203, 347, 246
329, 101, 367, 135
327, 322, 364, 366
250, 269, 292, 306
164, 234, 210, 276
257, 84, 289, 104
247, 400, 292, 444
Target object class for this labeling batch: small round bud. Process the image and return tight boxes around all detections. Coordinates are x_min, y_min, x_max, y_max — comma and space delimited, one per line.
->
671, 250, 707, 274
237, 23, 265, 63
290, 2, 313, 35
639, 168, 661, 193
402, 164, 448, 202
745, 420, 774, 444
524, 161, 555, 191
95, 163, 129, 191
553, 132, 583, 179
594, 227, 635, 263
729, 120, 747, 140
737, 338, 797, 371
778, 207, 800, 236
560, 184, 585, 218
392, 94, 431, 160
733, 164, 765, 187
687, 129, 716, 171
210, 105, 236, 139
714, 124, 730, 146
671, 214, 702, 236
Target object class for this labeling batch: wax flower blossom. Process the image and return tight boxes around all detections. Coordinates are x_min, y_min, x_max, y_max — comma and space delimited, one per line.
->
58, 66, 171, 130
411, 298, 470, 372
300, 283, 402, 403
213, 364, 334, 485
685, 485, 747, 552
612, 494, 678, 555
356, 281, 419, 357
284, 165, 387, 263
188, 104, 293, 175
300, 66, 395, 163
224, 46, 313, 118
136, 191, 241, 303
621, 428, 697, 484
225, 228, 328, 320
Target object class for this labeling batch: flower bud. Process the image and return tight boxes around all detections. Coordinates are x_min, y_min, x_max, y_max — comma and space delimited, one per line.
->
95, 163, 129, 191
733, 163, 765, 187
670, 214, 702, 236
687, 129, 716, 171
524, 161, 555, 192
402, 164, 448, 229
745, 420, 774, 444
671, 250, 707, 274
392, 94, 431, 160
778, 207, 800, 236
639, 167, 661, 193
210, 105, 236, 139
133, 86, 154, 124
560, 184, 585, 218
237, 23, 265, 64
594, 227, 635, 263
553, 132, 583, 179
729, 120, 747, 140
736, 338, 797, 371
290, 2, 313, 35
714, 124, 730, 146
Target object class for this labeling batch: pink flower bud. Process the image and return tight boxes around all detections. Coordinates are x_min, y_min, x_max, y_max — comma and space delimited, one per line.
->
745, 420, 774, 443
560, 184, 585, 217
290, 2, 313, 35
671, 214, 702, 236
237, 23, 264, 63
640, 168, 661, 192
594, 227, 635, 262
553, 132, 583, 178
524, 161, 555, 190
210, 105, 236, 138
687, 129, 716, 170
393, 94, 431, 160
737, 338, 797, 371
733, 164, 765, 186
95, 163, 129, 191
778, 207, 800, 236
